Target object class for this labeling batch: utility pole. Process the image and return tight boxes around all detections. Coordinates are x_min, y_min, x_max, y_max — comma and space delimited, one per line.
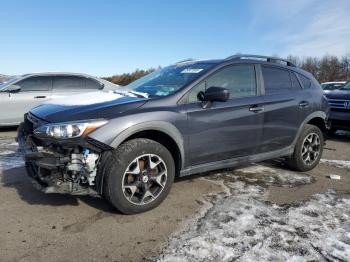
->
345, 59, 349, 81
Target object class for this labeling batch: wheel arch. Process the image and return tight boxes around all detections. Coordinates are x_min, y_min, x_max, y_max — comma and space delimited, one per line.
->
307, 116, 327, 134
293, 111, 327, 146
110, 121, 185, 173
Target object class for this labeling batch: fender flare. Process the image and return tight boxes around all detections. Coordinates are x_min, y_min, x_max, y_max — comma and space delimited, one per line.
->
292, 111, 327, 146
110, 121, 185, 168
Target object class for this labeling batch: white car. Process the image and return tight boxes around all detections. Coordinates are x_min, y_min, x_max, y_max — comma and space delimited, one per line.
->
321, 81, 346, 92
0, 72, 119, 126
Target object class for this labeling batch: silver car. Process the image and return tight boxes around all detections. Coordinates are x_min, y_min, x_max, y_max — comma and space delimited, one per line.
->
0, 72, 119, 126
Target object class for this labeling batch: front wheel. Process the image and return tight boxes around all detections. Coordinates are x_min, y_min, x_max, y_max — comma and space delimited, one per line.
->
102, 138, 175, 214
287, 124, 323, 172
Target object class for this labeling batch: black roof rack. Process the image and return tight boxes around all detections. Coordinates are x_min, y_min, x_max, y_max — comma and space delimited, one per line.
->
225, 54, 296, 67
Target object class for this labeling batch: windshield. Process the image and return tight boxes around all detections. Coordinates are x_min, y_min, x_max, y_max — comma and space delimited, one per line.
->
321, 83, 344, 90
0, 76, 20, 89
340, 82, 350, 91
125, 63, 216, 97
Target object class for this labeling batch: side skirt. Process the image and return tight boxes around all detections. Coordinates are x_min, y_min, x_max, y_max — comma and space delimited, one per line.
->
179, 146, 294, 177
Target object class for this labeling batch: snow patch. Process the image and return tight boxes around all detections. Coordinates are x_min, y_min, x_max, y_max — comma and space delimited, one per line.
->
321, 159, 350, 170
0, 154, 24, 171
235, 165, 313, 187
159, 165, 350, 261
0, 138, 24, 172
46, 91, 124, 106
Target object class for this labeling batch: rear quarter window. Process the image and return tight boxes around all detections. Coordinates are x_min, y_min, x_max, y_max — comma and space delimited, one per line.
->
85, 78, 103, 89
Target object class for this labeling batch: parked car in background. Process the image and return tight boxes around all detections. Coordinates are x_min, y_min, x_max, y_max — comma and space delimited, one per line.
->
0, 73, 119, 126
324, 81, 350, 134
321, 81, 346, 93
0, 74, 10, 83
18, 54, 329, 214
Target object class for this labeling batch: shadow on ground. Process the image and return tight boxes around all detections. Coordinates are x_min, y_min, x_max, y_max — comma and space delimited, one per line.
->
327, 130, 350, 143
1, 166, 117, 213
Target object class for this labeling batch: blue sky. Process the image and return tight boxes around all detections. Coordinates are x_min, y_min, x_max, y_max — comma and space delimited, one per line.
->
0, 0, 349, 76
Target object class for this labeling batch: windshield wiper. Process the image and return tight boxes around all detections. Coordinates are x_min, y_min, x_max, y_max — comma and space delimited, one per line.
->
128, 90, 149, 98
113, 90, 149, 98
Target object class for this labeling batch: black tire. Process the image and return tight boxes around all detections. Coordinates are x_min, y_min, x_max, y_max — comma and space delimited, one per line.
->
102, 138, 175, 214
287, 124, 324, 172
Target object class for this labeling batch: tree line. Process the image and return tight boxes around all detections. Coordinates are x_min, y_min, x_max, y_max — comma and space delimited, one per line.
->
104, 68, 157, 86
287, 54, 350, 83
104, 54, 350, 86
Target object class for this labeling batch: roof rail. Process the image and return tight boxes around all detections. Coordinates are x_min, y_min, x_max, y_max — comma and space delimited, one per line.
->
225, 54, 296, 67
174, 59, 197, 65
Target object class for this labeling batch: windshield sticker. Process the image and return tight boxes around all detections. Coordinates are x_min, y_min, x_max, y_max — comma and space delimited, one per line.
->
181, 68, 204, 74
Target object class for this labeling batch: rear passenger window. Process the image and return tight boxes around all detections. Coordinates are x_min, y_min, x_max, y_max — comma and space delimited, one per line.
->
262, 66, 291, 95
17, 76, 52, 91
85, 78, 103, 89
298, 74, 311, 88
290, 72, 302, 89
53, 76, 84, 90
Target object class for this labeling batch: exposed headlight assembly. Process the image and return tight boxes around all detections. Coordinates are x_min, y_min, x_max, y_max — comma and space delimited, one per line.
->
34, 120, 107, 139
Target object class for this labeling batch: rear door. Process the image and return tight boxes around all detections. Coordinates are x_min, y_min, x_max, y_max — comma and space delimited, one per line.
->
258, 65, 304, 153
51, 76, 103, 99
185, 64, 264, 166
0, 76, 52, 124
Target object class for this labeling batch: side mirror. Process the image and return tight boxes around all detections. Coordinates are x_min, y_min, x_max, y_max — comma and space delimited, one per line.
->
7, 85, 21, 93
203, 86, 229, 102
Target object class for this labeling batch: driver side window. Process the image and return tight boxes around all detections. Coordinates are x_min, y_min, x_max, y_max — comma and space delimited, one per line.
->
16, 76, 52, 91
188, 64, 257, 103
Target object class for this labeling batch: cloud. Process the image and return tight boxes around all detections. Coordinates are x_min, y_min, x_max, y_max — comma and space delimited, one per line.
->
249, 0, 350, 57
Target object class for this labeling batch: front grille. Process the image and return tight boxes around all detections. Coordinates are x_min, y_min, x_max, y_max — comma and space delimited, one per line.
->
328, 99, 350, 111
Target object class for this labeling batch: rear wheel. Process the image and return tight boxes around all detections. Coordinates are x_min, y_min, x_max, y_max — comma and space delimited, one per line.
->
102, 138, 175, 214
287, 124, 323, 172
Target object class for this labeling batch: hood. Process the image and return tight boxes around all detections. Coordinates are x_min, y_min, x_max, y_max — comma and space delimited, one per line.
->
30, 91, 148, 123
324, 89, 350, 100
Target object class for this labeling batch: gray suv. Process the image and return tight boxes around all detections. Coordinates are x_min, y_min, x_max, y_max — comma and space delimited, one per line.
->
18, 55, 329, 214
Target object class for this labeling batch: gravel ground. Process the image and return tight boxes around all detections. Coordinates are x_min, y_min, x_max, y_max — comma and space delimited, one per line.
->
0, 129, 349, 262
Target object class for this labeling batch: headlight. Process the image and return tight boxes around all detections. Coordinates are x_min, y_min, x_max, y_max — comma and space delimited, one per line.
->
34, 120, 108, 139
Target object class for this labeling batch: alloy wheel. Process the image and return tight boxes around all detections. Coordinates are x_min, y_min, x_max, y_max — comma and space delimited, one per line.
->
122, 154, 167, 205
301, 132, 321, 166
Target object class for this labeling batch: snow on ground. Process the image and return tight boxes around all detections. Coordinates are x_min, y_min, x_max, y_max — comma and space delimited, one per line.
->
321, 159, 350, 170
159, 164, 350, 262
0, 138, 23, 171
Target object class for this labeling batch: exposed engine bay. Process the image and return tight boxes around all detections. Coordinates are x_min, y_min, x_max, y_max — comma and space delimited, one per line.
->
17, 114, 110, 195
31, 146, 100, 194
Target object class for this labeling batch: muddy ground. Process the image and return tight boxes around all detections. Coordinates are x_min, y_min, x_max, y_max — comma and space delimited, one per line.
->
0, 128, 349, 261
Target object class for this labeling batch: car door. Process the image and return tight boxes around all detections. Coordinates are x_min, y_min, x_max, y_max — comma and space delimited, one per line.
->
51, 75, 104, 99
295, 72, 314, 120
258, 65, 304, 153
185, 64, 264, 166
0, 76, 52, 125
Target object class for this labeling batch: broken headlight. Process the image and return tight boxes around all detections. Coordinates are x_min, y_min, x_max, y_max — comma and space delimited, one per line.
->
34, 120, 107, 139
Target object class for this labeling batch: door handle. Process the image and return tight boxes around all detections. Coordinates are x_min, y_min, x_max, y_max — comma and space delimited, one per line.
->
34, 96, 47, 99
299, 101, 309, 108
249, 105, 264, 113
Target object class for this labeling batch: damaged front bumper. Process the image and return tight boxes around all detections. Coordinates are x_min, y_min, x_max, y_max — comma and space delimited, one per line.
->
17, 115, 112, 195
